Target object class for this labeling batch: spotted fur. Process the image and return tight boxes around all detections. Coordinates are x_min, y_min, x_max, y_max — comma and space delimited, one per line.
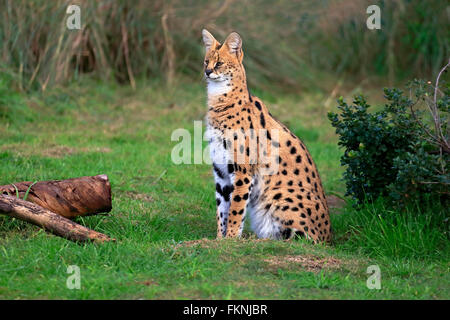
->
202, 29, 332, 243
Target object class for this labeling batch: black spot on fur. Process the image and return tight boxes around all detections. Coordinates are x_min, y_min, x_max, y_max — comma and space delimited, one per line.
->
295, 230, 305, 238
260, 113, 265, 127
215, 103, 235, 113
216, 183, 223, 195
281, 228, 292, 239
213, 164, 224, 179
222, 185, 233, 202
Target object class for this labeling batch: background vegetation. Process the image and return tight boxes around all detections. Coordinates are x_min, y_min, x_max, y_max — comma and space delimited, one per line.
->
0, 0, 448, 299
1, 0, 449, 91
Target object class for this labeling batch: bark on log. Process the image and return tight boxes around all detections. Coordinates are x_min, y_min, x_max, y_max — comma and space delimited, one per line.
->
0, 194, 112, 242
0, 175, 112, 219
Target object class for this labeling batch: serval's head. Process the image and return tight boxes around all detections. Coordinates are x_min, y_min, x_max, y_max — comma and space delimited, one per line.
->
201, 29, 245, 85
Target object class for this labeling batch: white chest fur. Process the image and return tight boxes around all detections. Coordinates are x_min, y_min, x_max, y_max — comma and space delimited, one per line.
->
207, 79, 231, 99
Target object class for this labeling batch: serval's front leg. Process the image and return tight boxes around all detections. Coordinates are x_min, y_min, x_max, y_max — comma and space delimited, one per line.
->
213, 163, 234, 238
216, 207, 223, 238
225, 168, 252, 238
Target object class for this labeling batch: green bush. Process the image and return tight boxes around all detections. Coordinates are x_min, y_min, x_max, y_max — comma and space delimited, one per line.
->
328, 73, 449, 206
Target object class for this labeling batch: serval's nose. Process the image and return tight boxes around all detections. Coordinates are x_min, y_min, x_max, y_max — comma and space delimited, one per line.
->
205, 69, 213, 76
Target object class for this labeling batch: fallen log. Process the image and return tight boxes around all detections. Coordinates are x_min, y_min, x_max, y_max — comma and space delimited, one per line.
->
0, 175, 111, 219
0, 194, 113, 242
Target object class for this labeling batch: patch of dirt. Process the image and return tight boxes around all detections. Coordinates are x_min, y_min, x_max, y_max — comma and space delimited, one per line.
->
40, 145, 79, 158
264, 254, 342, 273
120, 191, 154, 203
123, 279, 159, 288
135, 280, 158, 287
0, 143, 111, 158
177, 238, 219, 249
178, 237, 273, 249
326, 195, 346, 209
42, 145, 111, 158
170, 238, 277, 256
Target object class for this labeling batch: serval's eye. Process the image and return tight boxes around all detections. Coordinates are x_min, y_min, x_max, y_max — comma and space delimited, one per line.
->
215, 61, 223, 68
204, 60, 209, 66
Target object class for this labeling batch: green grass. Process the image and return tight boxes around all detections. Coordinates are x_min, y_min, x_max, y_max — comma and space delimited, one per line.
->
0, 78, 448, 299
333, 198, 449, 260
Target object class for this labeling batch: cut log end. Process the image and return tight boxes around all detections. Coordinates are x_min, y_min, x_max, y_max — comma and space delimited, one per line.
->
0, 175, 112, 218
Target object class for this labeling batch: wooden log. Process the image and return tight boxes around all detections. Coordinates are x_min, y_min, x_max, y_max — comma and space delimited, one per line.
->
0, 194, 112, 242
0, 175, 112, 219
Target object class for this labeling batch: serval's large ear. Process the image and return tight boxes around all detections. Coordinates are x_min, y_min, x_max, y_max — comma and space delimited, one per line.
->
224, 32, 243, 62
202, 29, 219, 52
